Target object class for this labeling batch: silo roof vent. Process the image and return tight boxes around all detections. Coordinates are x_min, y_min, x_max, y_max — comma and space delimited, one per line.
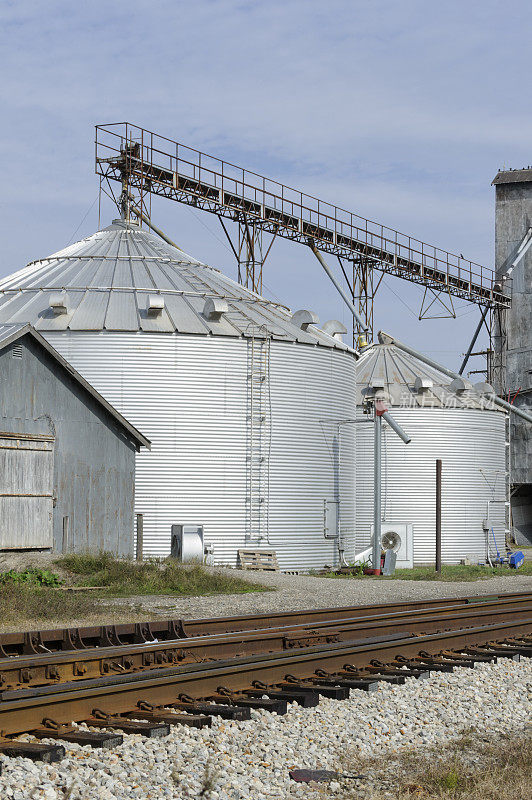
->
203, 298, 228, 320
449, 377, 473, 394
474, 381, 496, 397
49, 292, 69, 315
147, 295, 165, 316
369, 377, 386, 390
414, 376, 433, 392
0, 220, 352, 353
322, 320, 347, 341
291, 309, 319, 330
356, 342, 505, 411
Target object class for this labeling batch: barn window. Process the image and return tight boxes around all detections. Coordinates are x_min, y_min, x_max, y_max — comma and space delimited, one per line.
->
12, 344, 23, 359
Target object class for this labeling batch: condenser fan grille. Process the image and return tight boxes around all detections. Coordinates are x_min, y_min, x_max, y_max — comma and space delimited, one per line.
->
382, 530, 401, 552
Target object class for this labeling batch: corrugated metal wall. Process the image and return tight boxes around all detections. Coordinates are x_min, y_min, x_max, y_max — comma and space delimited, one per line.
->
355, 409, 508, 564
44, 331, 356, 570
268, 343, 356, 569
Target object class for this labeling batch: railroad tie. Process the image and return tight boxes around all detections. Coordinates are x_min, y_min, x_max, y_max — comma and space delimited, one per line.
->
279, 677, 349, 700
393, 656, 455, 673
118, 710, 211, 728
120, 700, 212, 728
315, 670, 393, 689
416, 651, 480, 669
453, 649, 497, 663
31, 719, 123, 749
85, 709, 170, 738
0, 739, 65, 763
499, 638, 532, 656
365, 661, 432, 680
210, 687, 288, 715
469, 645, 522, 660
241, 679, 319, 707
170, 697, 252, 721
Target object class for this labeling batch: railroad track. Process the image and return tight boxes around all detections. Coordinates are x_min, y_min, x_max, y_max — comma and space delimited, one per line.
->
0, 593, 531, 762
2, 590, 530, 655
2, 595, 531, 691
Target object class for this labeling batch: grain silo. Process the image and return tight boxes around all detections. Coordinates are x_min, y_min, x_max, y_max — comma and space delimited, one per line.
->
0, 218, 357, 570
355, 334, 509, 566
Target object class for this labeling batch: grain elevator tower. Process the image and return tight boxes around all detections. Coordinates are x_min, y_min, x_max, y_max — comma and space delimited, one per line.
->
492, 168, 532, 544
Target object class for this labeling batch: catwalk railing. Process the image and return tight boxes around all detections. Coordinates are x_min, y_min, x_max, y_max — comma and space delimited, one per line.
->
95, 122, 510, 309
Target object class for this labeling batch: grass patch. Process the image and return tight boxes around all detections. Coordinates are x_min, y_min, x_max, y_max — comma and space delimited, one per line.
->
315, 561, 532, 581
55, 552, 267, 596
389, 562, 532, 581
336, 729, 532, 799
0, 581, 100, 627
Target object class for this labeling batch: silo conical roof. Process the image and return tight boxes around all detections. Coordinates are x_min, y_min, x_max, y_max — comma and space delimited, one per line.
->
356, 341, 501, 411
0, 219, 348, 350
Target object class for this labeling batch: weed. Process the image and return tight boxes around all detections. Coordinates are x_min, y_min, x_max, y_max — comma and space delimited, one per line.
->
0, 581, 98, 627
388, 562, 532, 581
170, 757, 220, 797
55, 552, 266, 596
0, 568, 62, 586
315, 561, 532, 582
336, 729, 532, 799
199, 759, 220, 797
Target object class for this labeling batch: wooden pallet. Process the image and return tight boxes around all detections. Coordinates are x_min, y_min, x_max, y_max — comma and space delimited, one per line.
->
237, 549, 279, 571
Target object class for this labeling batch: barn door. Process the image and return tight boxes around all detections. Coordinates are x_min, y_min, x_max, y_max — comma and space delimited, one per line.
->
0, 433, 54, 549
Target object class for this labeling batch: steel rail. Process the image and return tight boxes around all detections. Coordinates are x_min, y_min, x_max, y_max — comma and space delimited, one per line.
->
2, 591, 529, 656
1, 619, 531, 736
1, 598, 531, 692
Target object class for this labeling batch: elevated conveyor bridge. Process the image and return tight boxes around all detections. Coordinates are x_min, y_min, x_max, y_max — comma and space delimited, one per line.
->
95, 122, 510, 341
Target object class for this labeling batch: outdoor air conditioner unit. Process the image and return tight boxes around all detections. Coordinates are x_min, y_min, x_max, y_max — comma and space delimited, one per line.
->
170, 524, 204, 562
371, 522, 414, 568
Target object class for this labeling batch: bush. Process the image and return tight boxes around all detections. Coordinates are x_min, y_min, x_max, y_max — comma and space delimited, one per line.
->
0, 568, 62, 587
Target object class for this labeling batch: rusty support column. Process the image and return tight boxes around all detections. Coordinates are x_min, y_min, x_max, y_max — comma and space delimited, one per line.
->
136, 514, 144, 561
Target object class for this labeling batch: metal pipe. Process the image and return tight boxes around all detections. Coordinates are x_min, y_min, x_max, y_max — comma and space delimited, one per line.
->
372, 404, 411, 570
435, 460, 442, 574
381, 410, 411, 444
372, 411, 382, 571
309, 243, 369, 332
503, 226, 532, 279
379, 330, 532, 425
130, 204, 184, 252
458, 306, 489, 375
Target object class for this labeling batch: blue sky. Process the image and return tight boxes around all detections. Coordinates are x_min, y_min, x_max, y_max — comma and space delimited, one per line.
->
1, 0, 530, 368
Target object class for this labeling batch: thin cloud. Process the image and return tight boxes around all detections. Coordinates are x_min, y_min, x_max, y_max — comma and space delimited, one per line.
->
0, 0, 528, 364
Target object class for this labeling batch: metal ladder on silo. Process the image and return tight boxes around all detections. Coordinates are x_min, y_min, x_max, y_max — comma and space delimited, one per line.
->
246, 327, 270, 543
177, 265, 214, 294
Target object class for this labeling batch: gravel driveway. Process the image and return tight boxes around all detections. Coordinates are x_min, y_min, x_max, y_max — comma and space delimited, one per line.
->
103, 568, 532, 620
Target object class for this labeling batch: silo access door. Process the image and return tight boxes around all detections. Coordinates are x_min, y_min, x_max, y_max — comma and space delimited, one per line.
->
0, 433, 55, 549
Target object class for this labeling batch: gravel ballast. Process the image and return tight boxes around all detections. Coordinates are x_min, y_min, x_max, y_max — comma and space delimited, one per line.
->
103, 569, 532, 620
1, 656, 530, 799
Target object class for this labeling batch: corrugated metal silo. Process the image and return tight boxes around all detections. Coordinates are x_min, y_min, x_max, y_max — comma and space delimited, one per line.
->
0, 219, 356, 570
355, 338, 509, 565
